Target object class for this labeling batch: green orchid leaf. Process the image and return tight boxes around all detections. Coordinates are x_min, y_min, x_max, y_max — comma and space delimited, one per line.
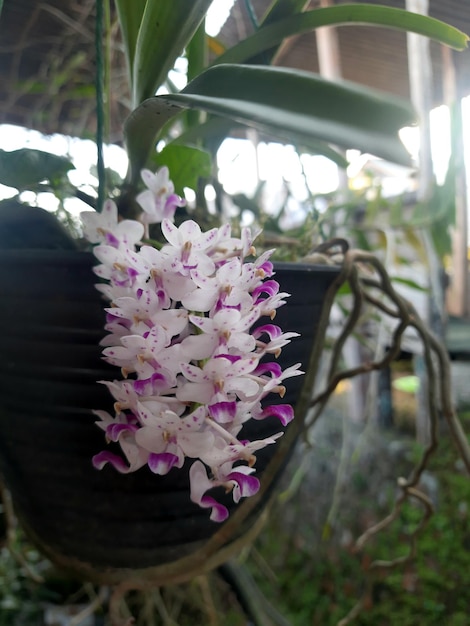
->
171, 116, 349, 167
114, 0, 147, 84
261, 0, 310, 24
215, 4, 468, 66
171, 116, 241, 151
187, 21, 207, 83
132, 0, 213, 106
125, 63, 412, 179
251, 0, 309, 64
0, 149, 74, 190
124, 98, 183, 184
296, 142, 349, 168
160, 64, 415, 165
151, 145, 212, 195
186, 21, 208, 130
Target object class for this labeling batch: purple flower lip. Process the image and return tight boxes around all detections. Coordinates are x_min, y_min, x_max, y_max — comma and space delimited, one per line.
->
105, 422, 138, 441
226, 471, 260, 502
254, 362, 283, 377
252, 279, 279, 299
258, 404, 295, 426
214, 353, 241, 364
208, 400, 237, 423
252, 324, 282, 340
105, 232, 120, 247
148, 452, 179, 474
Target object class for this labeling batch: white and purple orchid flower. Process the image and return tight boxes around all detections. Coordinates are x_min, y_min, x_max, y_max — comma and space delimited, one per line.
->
81, 167, 302, 522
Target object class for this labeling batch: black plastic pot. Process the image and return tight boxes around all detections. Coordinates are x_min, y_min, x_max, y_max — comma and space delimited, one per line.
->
0, 249, 339, 583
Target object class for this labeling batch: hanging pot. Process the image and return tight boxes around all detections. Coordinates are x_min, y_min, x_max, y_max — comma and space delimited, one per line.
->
0, 248, 339, 584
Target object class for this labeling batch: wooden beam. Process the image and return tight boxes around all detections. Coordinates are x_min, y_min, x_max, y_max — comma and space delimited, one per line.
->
316, 0, 342, 81
443, 45, 469, 318
406, 0, 437, 446
406, 0, 434, 200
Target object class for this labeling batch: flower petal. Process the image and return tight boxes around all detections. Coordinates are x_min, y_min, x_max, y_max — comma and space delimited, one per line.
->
259, 403, 295, 425
148, 452, 179, 474
189, 460, 229, 522
227, 471, 260, 503
93, 451, 133, 473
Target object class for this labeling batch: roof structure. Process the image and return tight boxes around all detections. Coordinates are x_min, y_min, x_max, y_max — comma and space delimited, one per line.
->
220, 0, 470, 104
0, 0, 469, 140
0, 0, 128, 140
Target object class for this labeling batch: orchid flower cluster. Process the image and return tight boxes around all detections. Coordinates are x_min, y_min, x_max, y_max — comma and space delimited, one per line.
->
81, 166, 302, 522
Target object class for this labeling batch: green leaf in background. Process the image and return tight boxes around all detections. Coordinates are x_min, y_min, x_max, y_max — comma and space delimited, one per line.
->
185, 20, 208, 131
215, 3, 468, 65
161, 64, 415, 165
391, 276, 427, 292
151, 145, 212, 195
173, 116, 349, 168
393, 375, 420, 393
114, 0, 147, 85
249, 0, 309, 64
171, 116, 242, 151
124, 98, 183, 184
132, 0, 213, 106
261, 0, 310, 25
0, 149, 74, 190
296, 142, 349, 168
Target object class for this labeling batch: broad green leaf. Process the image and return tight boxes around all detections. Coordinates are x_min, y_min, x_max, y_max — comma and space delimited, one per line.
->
124, 98, 183, 184
250, 0, 309, 64
0, 149, 74, 190
187, 21, 207, 83
215, 4, 468, 66
171, 116, 241, 150
114, 0, 147, 84
260, 0, 309, 24
132, 0, 213, 106
161, 64, 415, 165
297, 143, 348, 168
151, 145, 212, 195
173, 116, 349, 167
186, 21, 208, 130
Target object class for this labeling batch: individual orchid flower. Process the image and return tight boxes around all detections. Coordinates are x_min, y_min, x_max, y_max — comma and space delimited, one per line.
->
134, 406, 213, 474
160, 219, 219, 276
189, 461, 231, 522
177, 355, 260, 405
136, 166, 186, 230
102, 325, 170, 374
182, 308, 259, 360
189, 459, 261, 522
82, 199, 144, 249
92, 411, 149, 474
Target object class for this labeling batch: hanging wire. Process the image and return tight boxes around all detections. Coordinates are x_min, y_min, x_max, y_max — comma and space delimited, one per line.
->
95, 0, 105, 212
104, 0, 112, 143
243, 0, 259, 30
